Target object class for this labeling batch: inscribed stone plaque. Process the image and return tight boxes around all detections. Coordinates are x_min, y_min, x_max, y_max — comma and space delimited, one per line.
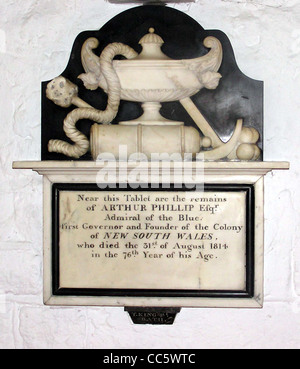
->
52, 184, 254, 297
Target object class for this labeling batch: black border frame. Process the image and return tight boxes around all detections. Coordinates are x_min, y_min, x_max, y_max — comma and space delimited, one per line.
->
52, 183, 255, 299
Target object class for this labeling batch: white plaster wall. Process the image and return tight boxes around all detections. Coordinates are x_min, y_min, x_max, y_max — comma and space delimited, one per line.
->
0, 0, 299, 349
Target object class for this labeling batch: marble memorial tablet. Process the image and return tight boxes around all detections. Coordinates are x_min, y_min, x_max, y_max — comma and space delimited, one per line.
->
52, 184, 254, 298
12, 5, 289, 322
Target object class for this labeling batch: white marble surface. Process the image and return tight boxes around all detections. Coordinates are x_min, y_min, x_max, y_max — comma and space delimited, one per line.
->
2, 0, 299, 349
58, 190, 247, 291
23, 163, 267, 309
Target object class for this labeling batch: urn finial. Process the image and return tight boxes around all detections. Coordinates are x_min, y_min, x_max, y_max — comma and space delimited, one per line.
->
136, 27, 169, 60
139, 27, 164, 46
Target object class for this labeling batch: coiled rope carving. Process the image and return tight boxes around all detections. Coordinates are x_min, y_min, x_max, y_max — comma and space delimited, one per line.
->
48, 40, 138, 158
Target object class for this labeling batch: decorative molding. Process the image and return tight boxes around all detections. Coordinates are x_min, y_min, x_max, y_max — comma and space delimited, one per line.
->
12, 161, 290, 177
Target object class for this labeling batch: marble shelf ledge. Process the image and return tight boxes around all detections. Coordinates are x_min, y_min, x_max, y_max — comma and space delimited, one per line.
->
13, 160, 290, 176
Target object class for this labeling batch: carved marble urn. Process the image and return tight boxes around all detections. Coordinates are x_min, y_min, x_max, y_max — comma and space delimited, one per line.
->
80, 27, 222, 126
45, 26, 260, 161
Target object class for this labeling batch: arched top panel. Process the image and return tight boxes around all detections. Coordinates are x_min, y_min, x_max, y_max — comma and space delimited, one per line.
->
42, 5, 263, 161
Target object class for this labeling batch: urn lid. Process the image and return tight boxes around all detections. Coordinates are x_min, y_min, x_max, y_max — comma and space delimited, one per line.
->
139, 27, 164, 45
136, 28, 170, 60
